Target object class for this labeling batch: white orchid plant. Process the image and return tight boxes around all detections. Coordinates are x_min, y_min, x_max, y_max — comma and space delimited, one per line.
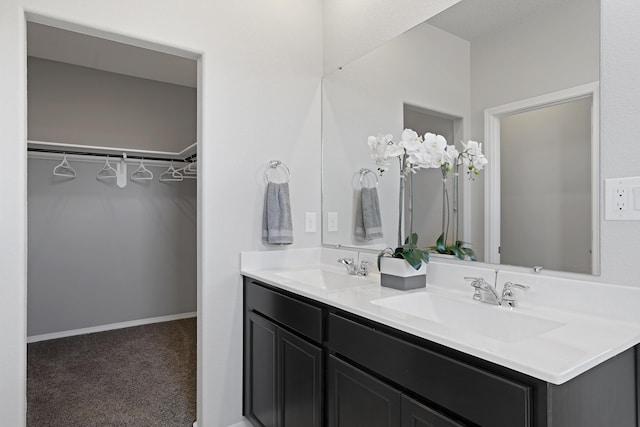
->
368, 129, 487, 263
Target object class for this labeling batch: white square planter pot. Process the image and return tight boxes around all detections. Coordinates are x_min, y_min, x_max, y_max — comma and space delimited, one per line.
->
379, 257, 427, 291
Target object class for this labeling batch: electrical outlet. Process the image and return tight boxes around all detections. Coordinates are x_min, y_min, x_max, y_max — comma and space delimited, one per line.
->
305, 212, 316, 232
615, 187, 628, 212
606, 177, 640, 220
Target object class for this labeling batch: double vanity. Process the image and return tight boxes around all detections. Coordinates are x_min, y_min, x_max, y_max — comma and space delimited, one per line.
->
241, 248, 640, 426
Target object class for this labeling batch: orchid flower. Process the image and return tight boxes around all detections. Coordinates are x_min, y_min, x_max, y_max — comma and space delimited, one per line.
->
460, 140, 488, 178
422, 132, 449, 168
367, 133, 396, 173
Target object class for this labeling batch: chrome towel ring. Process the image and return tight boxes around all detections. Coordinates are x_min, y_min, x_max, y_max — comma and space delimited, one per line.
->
265, 160, 291, 183
359, 168, 378, 188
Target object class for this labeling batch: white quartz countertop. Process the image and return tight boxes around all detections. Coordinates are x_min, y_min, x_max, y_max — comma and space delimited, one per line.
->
242, 258, 640, 385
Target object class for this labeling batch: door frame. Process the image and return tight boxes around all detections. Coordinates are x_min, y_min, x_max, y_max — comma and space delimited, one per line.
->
483, 82, 600, 274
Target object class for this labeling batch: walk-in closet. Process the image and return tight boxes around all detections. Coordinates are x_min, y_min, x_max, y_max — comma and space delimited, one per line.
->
26, 21, 199, 426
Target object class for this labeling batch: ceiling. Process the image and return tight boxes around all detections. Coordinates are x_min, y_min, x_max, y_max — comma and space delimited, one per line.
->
428, 0, 563, 41
28, 2, 563, 86
27, 22, 197, 88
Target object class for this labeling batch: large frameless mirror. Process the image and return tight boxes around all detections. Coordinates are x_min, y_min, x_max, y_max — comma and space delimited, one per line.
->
321, 0, 600, 275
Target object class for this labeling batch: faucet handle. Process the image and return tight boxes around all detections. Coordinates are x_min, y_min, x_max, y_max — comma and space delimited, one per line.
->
338, 257, 354, 265
465, 277, 485, 301
464, 276, 486, 288
501, 282, 529, 308
358, 260, 369, 276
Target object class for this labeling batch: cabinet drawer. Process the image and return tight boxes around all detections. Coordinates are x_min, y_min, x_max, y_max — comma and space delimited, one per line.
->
401, 395, 465, 427
246, 280, 323, 343
328, 355, 401, 427
328, 313, 531, 427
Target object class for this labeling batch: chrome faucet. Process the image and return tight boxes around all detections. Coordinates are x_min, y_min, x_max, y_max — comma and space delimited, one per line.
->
465, 275, 529, 308
465, 276, 501, 305
338, 258, 369, 277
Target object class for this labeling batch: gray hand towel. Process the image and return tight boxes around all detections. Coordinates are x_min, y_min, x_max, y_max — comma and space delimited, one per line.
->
354, 187, 383, 240
262, 182, 294, 245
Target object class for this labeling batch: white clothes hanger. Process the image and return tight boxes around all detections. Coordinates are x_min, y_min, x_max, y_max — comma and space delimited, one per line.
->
185, 161, 197, 174
53, 153, 77, 178
130, 158, 154, 181
97, 155, 117, 180
175, 161, 197, 179
159, 161, 183, 182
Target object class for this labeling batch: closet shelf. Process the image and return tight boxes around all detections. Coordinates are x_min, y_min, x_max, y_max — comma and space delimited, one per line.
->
27, 140, 197, 163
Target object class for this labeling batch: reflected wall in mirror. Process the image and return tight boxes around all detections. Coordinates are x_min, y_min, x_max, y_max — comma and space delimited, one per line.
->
321, 0, 600, 274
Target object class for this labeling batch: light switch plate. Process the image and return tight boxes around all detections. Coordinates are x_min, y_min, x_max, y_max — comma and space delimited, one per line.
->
305, 212, 317, 232
328, 212, 338, 232
605, 177, 640, 220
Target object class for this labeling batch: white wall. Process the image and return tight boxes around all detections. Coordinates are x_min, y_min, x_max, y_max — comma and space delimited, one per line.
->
0, 1, 322, 426
322, 23, 470, 248
600, 0, 640, 286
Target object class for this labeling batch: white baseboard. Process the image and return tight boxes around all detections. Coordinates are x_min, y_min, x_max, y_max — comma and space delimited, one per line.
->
195, 420, 251, 427
27, 311, 197, 343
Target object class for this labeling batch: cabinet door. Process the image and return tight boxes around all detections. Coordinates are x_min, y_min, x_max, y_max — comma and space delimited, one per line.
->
279, 328, 322, 427
328, 355, 401, 427
246, 312, 279, 427
401, 395, 465, 427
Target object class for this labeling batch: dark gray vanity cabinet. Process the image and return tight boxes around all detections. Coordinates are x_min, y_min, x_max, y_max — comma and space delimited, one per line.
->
327, 313, 530, 427
244, 278, 639, 427
328, 355, 401, 427
244, 280, 323, 427
328, 355, 463, 427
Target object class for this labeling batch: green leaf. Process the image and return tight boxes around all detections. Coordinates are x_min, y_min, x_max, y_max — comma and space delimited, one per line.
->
403, 232, 419, 247
436, 233, 446, 253
449, 245, 463, 259
460, 247, 477, 261
402, 250, 424, 270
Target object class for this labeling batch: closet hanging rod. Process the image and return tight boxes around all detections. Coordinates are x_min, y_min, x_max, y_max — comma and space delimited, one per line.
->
27, 140, 197, 162
27, 147, 196, 163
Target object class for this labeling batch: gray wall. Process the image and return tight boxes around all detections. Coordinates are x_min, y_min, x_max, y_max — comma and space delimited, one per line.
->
500, 98, 592, 274
27, 158, 197, 336
27, 57, 197, 153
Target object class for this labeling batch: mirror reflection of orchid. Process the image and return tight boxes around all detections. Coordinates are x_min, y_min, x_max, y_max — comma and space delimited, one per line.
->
433, 139, 488, 260
367, 129, 487, 262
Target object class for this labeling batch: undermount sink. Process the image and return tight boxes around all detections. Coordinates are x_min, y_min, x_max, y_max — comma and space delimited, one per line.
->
371, 292, 564, 343
275, 268, 376, 290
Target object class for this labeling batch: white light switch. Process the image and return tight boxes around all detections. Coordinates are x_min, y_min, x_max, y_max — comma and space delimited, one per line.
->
328, 212, 338, 232
305, 212, 317, 232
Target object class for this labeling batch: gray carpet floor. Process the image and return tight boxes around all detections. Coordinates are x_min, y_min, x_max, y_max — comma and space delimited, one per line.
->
27, 318, 197, 427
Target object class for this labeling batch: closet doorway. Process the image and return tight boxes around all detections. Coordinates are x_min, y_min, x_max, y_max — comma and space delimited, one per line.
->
25, 19, 201, 426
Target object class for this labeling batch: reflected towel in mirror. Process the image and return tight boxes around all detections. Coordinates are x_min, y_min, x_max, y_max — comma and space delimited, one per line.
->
262, 182, 293, 245
355, 187, 383, 241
